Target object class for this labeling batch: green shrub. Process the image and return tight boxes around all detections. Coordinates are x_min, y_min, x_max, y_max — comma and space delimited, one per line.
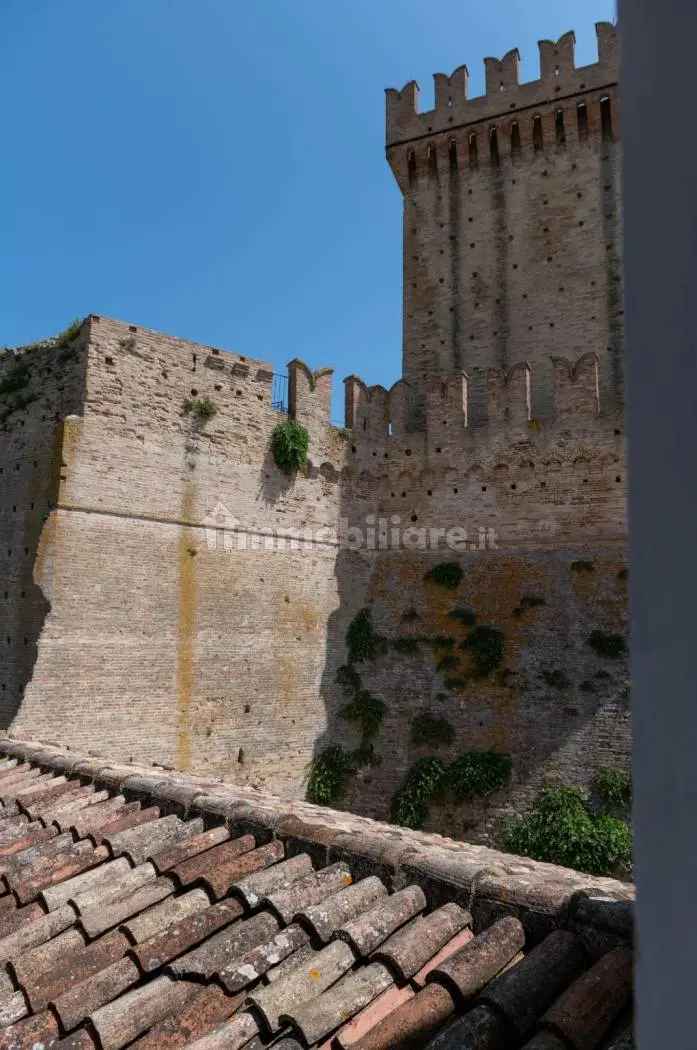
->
392, 637, 420, 655
411, 712, 455, 747
425, 562, 463, 590
340, 690, 385, 740
502, 786, 632, 876
595, 767, 632, 811
183, 397, 217, 423
460, 625, 505, 677
305, 746, 355, 805
346, 608, 386, 664
448, 606, 476, 626
401, 607, 420, 623
541, 668, 571, 690
335, 664, 361, 695
0, 363, 30, 398
391, 757, 446, 829
446, 751, 512, 801
271, 419, 309, 473
587, 629, 627, 659
570, 559, 594, 573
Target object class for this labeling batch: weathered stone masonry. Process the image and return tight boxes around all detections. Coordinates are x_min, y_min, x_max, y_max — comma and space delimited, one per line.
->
0, 22, 628, 843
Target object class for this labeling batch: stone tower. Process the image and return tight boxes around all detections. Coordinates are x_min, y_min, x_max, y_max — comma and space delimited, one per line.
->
385, 22, 621, 424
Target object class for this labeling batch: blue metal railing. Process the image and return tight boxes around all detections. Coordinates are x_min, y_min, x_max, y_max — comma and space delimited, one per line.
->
272, 373, 288, 413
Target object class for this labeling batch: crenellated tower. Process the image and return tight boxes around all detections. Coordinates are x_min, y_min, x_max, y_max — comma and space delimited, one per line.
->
385, 22, 622, 425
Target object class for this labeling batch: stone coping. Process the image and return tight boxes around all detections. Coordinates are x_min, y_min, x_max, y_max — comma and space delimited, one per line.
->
0, 735, 633, 944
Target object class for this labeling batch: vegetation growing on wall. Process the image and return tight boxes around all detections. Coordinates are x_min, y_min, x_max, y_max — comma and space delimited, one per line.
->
587, 629, 627, 658
410, 712, 455, 747
460, 625, 505, 677
447, 752, 512, 801
183, 397, 217, 424
0, 363, 31, 398
391, 750, 512, 829
340, 690, 385, 741
271, 419, 309, 474
448, 606, 476, 626
595, 766, 632, 812
346, 608, 386, 664
305, 745, 355, 806
570, 559, 594, 573
502, 786, 632, 877
540, 668, 571, 690
425, 562, 464, 589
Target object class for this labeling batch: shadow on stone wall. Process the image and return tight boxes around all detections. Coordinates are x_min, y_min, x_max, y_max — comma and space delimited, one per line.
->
311, 472, 631, 844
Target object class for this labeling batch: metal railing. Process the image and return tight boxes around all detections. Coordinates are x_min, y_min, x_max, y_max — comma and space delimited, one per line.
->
272, 372, 288, 413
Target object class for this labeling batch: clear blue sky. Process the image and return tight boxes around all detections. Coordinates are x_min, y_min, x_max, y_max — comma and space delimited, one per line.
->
3, 0, 614, 421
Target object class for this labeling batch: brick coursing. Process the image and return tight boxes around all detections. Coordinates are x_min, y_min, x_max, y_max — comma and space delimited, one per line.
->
0, 22, 629, 846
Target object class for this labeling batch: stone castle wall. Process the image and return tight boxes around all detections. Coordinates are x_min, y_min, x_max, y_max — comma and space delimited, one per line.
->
386, 23, 621, 421
0, 22, 630, 845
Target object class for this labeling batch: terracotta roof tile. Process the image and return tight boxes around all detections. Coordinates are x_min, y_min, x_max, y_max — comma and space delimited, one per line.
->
478, 930, 588, 1040
11, 926, 86, 987
334, 981, 416, 1049
0, 748, 635, 1050
65, 797, 129, 837
181, 1011, 259, 1050
150, 825, 230, 874
81, 877, 175, 938
22, 929, 130, 1012
218, 921, 311, 993
170, 911, 281, 979
427, 915, 526, 1001
127, 984, 243, 1049
0, 1007, 60, 1050
91, 804, 161, 844
231, 852, 312, 909
298, 875, 388, 943
338, 884, 427, 957
264, 860, 353, 923
200, 839, 285, 901
347, 981, 454, 1050
169, 833, 255, 887
52, 956, 141, 1031
0, 902, 76, 965
425, 1002, 510, 1049
122, 886, 210, 943
103, 815, 204, 865
247, 939, 357, 1033
374, 903, 472, 981
282, 960, 394, 1044
133, 898, 244, 973
89, 974, 199, 1050
538, 946, 633, 1050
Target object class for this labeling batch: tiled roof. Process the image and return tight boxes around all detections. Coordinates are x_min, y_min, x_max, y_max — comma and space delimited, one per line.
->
0, 741, 634, 1049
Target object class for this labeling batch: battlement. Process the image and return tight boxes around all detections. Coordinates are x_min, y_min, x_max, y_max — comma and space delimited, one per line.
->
343, 352, 603, 451
385, 21, 618, 149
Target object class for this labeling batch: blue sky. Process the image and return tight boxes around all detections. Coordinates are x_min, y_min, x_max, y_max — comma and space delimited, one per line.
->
3, 0, 613, 422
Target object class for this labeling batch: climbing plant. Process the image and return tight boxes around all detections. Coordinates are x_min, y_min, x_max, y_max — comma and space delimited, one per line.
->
410, 712, 455, 747
391, 750, 512, 830
446, 751, 512, 801
346, 608, 386, 664
305, 746, 355, 806
587, 629, 627, 659
340, 690, 385, 740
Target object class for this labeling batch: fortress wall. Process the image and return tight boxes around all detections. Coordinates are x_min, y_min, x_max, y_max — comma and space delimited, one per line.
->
0, 330, 89, 727
388, 24, 622, 420
4, 317, 351, 791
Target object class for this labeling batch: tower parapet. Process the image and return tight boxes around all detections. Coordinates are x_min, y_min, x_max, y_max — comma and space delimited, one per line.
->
386, 23, 618, 146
